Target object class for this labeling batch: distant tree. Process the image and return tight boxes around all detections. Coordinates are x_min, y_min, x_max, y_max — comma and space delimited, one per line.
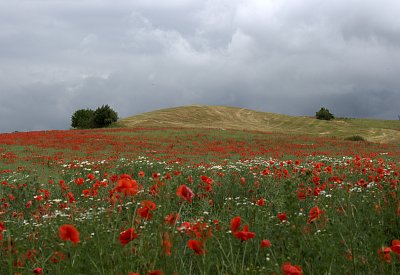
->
92, 105, 118, 128
316, 107, 334, 120
71, 109, 95, 129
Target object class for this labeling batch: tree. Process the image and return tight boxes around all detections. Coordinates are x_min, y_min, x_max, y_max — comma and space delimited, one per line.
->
71, 105, 119, 129
92, 105, 118, 128
71, 109, 95, 129
315, 107, 334, 120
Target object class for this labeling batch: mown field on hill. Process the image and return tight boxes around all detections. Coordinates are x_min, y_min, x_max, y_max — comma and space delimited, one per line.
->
0, 108, 400, 274
119, 105, 400, 144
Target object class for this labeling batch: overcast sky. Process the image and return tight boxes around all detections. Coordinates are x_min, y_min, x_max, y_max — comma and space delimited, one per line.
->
1, 0, 400, 132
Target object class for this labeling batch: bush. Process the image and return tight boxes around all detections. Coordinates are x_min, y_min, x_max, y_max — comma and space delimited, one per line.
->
92, 105, 119, 128
316, 107, 334, 120
345, 135, 365, 141
71, 105, 118, 129
71, 109, 95, 129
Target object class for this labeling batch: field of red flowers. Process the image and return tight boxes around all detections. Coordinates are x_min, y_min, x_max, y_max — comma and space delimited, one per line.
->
0, 128, 399, 274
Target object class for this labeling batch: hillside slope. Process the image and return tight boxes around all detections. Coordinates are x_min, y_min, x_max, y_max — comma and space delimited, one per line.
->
119, 105, 400, 143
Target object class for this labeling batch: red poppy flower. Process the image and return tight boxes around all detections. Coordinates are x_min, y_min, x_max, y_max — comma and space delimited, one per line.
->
82, 189, 90, 197
256, 198, 265, 206
162, 232, 171, 256
260, 239, 271, 248
164, 213, 180, 225
391, 239, 400, 254
188, 239, 206, 255
138, 207, 152, 220
50, 251, 65, 263
297, 190, 306, 200
26, 249, 37, 260
59, 224, 80, 244
87, 173, 95, 181
278, 212, 287, 222
378, 247, 392, 262
193, 222, 212, 239
33, 267, 43, 274
114, 174, 138, 197
34, 195, 43, 201
262, 168, 270, 175
282, 262, 302, 275
176, 185, 194, 203
230, 216, 241, 233
141, 200, 156, 210
308, 206, 324, 224
74, 177, 85, 186
119, 228, 139, 245
234, 224, 255, 241
201, 175, 212, 184
230, 216, 255, 242
138, 200, 157, 220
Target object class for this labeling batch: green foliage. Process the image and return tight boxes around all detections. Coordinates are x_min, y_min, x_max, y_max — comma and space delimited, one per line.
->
71, 105, 118, 129
345, 135, 366, 141
1, 129, 400, 274
92, 105, 119, 128
2, 154, 399, 274
71, 109, 95, 129
316, 107, 335, 120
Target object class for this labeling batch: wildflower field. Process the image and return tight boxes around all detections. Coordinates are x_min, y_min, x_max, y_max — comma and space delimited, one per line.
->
0, 127, 399, 274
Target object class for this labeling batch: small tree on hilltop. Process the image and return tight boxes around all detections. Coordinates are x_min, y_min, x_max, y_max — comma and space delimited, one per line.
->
316, 107, 334, 120
71, 108, 95, 129
92, 105, 118, 128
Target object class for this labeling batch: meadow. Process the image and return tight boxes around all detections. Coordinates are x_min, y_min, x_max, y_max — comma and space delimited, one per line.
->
0, 127, 399, 274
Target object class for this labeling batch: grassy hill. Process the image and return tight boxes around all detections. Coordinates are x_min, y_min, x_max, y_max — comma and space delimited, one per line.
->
119, 105, 400, 143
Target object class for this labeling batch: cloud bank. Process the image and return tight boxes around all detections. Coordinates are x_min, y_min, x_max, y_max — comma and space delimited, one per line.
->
1, 0, 400, 132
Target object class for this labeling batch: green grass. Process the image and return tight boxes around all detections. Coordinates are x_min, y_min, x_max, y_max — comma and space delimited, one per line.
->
1, 154, 399, 274
1, 127, 400, 274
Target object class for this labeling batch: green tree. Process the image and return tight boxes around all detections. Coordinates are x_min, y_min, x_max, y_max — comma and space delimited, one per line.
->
315, 107, 334, 120
92, 105, 118, 128
71, 109, 95, 129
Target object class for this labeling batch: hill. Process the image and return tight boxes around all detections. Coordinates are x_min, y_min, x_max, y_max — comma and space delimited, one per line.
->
119, 105, 400, 143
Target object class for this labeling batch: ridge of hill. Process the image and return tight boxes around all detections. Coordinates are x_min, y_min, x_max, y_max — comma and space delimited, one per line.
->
119, 105, 400, 143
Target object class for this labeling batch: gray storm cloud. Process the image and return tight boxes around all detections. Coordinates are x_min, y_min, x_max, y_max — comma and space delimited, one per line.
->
1, 0, 400, 132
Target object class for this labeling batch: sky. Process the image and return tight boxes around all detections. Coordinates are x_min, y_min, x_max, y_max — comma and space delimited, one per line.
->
1, 0, 400, 133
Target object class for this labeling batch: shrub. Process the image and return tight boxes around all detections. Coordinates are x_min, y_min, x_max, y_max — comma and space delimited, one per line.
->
316, 107, 334, 120
71, 109, 95, 129
345, 135, 365, 141
92, 105, 118, 128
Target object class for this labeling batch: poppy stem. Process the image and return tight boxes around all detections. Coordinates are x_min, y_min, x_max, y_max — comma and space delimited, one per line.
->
202, 253, 207, 275
172, 203, 184, 234
241, 242, 248, 272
